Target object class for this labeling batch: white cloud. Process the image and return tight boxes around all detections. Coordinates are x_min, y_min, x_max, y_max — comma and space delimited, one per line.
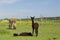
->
0, 0, 16, 4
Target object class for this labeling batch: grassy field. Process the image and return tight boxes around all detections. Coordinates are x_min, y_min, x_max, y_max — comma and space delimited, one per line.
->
0, 20, 60, 40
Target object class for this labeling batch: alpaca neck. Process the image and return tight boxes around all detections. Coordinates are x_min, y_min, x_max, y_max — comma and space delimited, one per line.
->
32, 19, 34, 25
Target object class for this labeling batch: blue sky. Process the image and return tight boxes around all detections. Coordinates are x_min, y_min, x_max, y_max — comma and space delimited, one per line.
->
0, 0, 60, 19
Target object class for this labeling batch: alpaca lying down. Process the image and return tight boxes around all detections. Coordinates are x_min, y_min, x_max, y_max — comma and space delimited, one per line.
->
13, 32, 33, 36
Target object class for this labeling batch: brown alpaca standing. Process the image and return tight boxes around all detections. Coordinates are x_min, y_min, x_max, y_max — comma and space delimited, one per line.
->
31, 17, 39, 36
9, 18, 16, 29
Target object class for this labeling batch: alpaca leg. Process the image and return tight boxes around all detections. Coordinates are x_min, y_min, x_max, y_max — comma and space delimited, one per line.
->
35, 29, 38, 37
13, 25, 16, 29
9, 23, 12, 29
13, 23, 16, 29
9, 21, 12, 29
32, 27, 34, 35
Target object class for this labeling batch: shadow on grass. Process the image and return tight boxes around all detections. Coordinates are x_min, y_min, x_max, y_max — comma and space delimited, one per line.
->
13, 32, 33, 37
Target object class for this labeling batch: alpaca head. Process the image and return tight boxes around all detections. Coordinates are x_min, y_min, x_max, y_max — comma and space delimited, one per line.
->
31, 16, 35, 20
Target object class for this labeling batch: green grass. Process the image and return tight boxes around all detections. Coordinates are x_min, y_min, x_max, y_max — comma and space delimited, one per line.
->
0, 20, 60, 40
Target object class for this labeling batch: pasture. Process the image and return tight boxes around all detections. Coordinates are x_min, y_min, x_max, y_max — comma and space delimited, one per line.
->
0, 19, 60, 40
